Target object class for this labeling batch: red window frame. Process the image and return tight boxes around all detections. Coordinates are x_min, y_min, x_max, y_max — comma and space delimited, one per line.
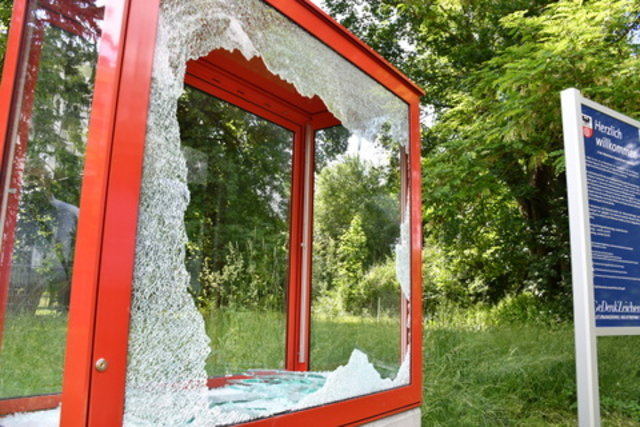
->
0, 1, 424, 426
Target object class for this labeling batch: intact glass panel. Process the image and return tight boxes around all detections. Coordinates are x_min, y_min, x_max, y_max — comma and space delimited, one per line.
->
0, 0, 103, 410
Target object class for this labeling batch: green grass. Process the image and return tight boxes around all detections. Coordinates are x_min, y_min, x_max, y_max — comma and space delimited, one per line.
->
4, 310, 640, 426
203, 310, 401, 378
204, 310, 286, 376
422, 321, 640, 426
0, 313, 68, 398
423, 324, 577, 426
311, 313, 400, 377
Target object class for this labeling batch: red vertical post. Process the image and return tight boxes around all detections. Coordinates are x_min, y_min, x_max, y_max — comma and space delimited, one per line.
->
80, 0, 159, 423
60, 0, 133, 425
297, 122, 314, 371
286, 126, 305, 371
400, 150, 410, 360
409, 99, 423, 393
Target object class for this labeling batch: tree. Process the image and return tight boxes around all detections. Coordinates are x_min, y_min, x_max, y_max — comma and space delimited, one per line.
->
0, 0, 13, 69
424, 0, 640, 302
314, 155, 398, 267
335, 214, 368, 313
178, 87, 294, 310
323, 0, 554, 113
178, 88, 350, 311
322, 0, 640, 308
10, 10, 100, 313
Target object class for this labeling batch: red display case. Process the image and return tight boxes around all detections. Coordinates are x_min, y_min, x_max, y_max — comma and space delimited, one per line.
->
0, 1, 423, 426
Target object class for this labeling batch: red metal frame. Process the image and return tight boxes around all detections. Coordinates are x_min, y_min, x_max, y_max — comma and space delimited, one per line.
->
189, 47, 419, 378
264, 0, 420, 104
186, 54, 312, 373
296, 122, 314, 371
400, 150, 411, 360
410, 101, 424, 399
60, 0, 134, 425
81, 0, 160, 425
0, 394, 61, 415
0, 0, 424, 425
286, 127, 307, 372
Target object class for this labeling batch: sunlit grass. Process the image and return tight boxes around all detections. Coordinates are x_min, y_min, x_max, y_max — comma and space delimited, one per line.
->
204, 310, 286, 376
0, 313, 67, 399
422, 320, 640, 426
202, 310, 401, 379
4, 310, 640, 426
311, 313, 400, 377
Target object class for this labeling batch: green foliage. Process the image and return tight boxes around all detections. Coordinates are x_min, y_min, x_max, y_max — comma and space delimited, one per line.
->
178, 88, 295, 312
422, 242, 492, 311
423, 0, 640, 302
314, 155, 398, 266
324, 0, 640, 310
314, 125, 350, 171
330, 221, 401, 318
312, 149, 402, 317
487, 293, 567, 326
0, 0, 13, 69
179, 86, 293, 265
357, 258, 401, 317
335, 214, 368, 312
194, 239, 286, 313
324, 0, 554, 112
425, 294, 569, 330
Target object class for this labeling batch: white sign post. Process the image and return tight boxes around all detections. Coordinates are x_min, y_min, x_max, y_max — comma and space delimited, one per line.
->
562, 88, 640, 427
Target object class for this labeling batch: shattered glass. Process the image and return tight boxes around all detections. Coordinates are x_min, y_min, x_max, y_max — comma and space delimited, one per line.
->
151, 0, 407, 145
206, 349, 409, 424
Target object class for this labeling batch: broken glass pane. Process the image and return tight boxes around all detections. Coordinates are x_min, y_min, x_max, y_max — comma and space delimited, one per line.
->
124, 0, 411, 424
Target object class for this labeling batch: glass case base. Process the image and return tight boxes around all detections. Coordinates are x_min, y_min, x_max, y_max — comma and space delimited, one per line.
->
363, 408, 421, 427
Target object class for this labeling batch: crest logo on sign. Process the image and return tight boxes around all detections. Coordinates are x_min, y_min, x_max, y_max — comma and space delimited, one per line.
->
582, 114, 593, 138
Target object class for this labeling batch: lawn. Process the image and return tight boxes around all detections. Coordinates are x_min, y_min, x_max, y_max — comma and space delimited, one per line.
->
0, 314, 67, 399
3, 311, 640, 425
422, 322, 640, 426
204, 310, 401, 378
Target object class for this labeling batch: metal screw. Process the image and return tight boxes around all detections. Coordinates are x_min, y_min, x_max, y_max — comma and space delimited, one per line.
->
95, 358, 108, 372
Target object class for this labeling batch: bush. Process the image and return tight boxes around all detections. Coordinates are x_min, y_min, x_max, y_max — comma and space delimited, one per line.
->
314, 257, 401, 317
190, 239, 287, 313
357, 258, 401, 316
488, 293, 566, 326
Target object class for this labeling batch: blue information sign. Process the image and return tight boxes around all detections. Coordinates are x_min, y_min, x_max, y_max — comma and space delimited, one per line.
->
582, 104, 640, 327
